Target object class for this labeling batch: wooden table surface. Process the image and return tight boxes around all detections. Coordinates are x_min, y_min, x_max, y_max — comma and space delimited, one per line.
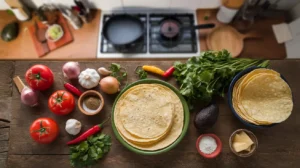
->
0, 60, 299, 168
0, 9, 286, 60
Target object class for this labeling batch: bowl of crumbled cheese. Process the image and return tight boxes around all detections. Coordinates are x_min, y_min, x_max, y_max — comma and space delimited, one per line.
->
196, 134, 222, 159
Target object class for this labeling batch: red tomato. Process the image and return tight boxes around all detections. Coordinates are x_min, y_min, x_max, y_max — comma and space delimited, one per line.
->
48, 90, 75, 115
25, 64, 54, 90
29, 118, 59, 144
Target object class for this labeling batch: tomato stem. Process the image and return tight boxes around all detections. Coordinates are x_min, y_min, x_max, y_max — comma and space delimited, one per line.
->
32, 120, 50, 139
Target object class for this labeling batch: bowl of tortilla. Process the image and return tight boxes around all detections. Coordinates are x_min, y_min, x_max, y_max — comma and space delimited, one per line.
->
111, 79, 190, 155
228, 67, 293, 128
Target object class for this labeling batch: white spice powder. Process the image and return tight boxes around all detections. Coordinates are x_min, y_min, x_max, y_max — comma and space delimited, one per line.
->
199, 136, 217, 154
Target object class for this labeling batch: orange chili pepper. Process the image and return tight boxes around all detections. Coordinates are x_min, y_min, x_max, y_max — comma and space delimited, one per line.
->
142, 65, 165, 76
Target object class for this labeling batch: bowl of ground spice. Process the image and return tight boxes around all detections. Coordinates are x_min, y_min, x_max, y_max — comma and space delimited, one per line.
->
78, 90, 104, 115
196, 134, 222, 159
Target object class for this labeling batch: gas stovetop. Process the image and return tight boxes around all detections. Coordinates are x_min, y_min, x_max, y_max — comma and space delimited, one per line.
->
97, 12, 200, 58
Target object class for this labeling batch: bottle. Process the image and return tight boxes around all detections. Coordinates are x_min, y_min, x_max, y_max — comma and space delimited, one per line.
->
5, 0, 31, 21
217, 0, 245, 23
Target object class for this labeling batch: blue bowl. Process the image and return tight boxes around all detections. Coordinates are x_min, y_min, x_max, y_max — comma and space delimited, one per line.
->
227, 67, 285, 128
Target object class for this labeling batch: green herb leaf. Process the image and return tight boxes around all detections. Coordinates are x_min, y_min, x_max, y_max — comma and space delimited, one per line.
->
110, 63, 121, 72
109, 63, 127, 84
135, 67, 147, 79
69, 133, 111, 168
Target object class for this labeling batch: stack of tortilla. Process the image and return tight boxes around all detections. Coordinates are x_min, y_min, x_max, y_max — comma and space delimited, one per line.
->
114, 84, 184, 151
232, 69, 293, 125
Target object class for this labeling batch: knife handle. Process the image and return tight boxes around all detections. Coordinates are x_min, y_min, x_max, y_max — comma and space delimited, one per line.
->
41, 42, 50, 55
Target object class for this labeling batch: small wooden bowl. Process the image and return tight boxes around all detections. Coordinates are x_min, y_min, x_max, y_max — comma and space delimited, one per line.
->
78, 90, 104, 116
196, 134, 222, 159
229, 129, 258, 157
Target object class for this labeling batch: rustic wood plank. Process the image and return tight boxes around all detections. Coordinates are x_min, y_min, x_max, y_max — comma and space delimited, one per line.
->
7, 60, 300, 168
0, 152, 7, 168
0, 121, 10, 128
0, 141, 8, 153
0, 98, 12, 121
0, 61, 14, 122
7, 151, 300, 168
0, 128, 9, 141
0, 61, 14, 98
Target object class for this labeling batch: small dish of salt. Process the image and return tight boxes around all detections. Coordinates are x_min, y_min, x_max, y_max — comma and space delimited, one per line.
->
196, 134, 222, 159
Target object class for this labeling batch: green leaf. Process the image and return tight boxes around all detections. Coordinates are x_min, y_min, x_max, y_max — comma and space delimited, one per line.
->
199, 70, 213, 83
88, 146, 98, 159
79, 141, 89, 152
135, 68, 147, 79
110, 63, 121, 72
69, 133, 111, 168
98, 134, 105, 139
82, 154, 88, 161
71, 152, 80, 159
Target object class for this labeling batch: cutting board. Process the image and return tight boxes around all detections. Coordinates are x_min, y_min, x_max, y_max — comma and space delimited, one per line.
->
206, 26, 260, 57
28, 13, 73, 57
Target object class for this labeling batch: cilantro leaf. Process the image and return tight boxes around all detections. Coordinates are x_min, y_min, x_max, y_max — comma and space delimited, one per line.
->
69, 133, 112, 168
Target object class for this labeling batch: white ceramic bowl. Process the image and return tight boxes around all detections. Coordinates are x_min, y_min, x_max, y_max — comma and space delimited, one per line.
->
45, 24, 64, 42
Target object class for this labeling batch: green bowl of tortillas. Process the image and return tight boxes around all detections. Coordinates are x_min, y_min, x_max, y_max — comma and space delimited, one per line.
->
111, 79, 190, 155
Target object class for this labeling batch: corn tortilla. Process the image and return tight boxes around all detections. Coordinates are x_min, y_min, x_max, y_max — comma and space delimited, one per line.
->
115, 85, 174, 145
119, 86, 174, 139
240, 74, 293, 123
114, 84, 184, 151
232, 69, 292, 125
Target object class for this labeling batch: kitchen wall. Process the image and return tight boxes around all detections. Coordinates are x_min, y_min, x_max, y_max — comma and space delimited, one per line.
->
0, 0, 221, 10
290, 2, 300, 19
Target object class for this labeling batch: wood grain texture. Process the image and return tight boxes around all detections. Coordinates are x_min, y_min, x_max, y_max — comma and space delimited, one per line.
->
7, 60, 300, 168
0, 128, 9, 141
206, 26, 260, 57
8, 152, 300, 168
0, 153, 7, 168
0, 61, 14, 121
197, 9, 287, 59
0, 61, 14, 98
0, 123, 9, 168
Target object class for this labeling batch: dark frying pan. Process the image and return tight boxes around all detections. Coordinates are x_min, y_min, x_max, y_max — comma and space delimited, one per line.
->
102, 14, 144, 47
159, 17, 215, 40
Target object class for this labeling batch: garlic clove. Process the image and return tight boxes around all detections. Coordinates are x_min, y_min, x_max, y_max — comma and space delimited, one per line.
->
65, 119, 82, 135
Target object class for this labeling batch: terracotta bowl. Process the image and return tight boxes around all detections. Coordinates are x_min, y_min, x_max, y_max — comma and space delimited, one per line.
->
229, 129, 258, 157
196, 134, 222, 159
78, 90, 104, 116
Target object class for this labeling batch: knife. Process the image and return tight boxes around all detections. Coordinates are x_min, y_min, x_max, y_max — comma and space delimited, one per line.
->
34, 21, 50, 55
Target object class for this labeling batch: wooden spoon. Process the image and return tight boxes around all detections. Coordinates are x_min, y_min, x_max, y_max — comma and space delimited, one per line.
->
206, 26, 261, 57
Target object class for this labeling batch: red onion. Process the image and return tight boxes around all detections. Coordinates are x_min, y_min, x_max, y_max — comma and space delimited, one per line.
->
99, 76, 120, 94
21, 87, 38, 106
62, 62, 80, 79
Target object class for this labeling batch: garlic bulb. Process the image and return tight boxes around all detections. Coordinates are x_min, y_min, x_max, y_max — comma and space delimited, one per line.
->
78, 68, 100, 89
65, 119, 82, 135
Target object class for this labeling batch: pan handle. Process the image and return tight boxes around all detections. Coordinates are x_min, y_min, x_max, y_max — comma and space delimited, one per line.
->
182, 23, 215, 30
192, 23, 215, 30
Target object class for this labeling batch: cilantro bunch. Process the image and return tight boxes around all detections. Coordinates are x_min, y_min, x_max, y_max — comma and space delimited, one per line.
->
173, 50, 269, 107
70, 133, 111, 168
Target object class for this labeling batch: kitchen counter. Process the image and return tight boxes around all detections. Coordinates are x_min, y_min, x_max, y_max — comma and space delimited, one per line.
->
0, 60, 299, 168
0, 9, 286, 60
0, 10, 101, 60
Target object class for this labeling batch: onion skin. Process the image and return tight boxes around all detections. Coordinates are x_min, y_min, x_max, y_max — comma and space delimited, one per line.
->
21, 87, 38, 107
62, 62, 80, 79
99, 76, 120, 94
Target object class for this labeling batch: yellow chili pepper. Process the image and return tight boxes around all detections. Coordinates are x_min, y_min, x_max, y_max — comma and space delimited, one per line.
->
142, 65, 165, 76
